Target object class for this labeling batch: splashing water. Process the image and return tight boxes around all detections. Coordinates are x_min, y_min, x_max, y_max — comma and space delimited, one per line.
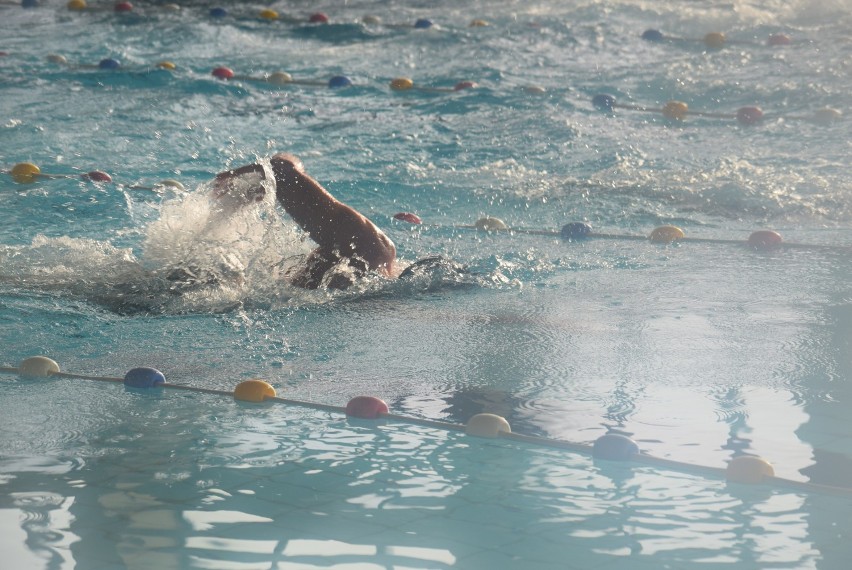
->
0, 160, 314, 314
143, 162, 304, 283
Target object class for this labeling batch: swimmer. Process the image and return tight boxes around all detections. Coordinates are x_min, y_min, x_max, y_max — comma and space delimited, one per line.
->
213, 153, 397, 289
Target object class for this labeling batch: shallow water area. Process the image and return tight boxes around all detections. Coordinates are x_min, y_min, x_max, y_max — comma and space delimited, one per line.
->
1, 378, 849, 570
2, 0, 852, 568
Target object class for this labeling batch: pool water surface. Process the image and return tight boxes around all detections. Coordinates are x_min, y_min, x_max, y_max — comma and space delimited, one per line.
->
2, 0, 852, 568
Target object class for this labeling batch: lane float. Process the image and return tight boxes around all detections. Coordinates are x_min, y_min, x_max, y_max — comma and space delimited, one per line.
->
234, 379, 276, 402
5, 161, 188, 191
391, 213, 851, 252
124, 367, 165, 388
5, 160, 844, 253
36, 52, 837, 126
7, 162, 113, 184
592, 94, 841, 125
210, 66, 353, 88
389, 77, 478, 93
642, 28, 796, 48
4, 356, 851, 496
46, 53, 179, 73
393, 212, 423, 224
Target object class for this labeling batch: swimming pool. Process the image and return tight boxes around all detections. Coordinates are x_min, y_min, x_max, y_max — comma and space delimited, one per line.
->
2, 0, 851, 568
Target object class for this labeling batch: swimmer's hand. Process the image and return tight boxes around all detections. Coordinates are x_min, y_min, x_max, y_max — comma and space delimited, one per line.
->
211, 153, 305, 212
212, 163, 267, 206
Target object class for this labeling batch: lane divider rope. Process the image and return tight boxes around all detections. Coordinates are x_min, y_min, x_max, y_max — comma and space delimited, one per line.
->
3, 357, 852, 497
392, 214, 852, 253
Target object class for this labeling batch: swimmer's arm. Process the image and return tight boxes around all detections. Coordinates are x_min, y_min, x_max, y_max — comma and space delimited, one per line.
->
270, 154, 396, 273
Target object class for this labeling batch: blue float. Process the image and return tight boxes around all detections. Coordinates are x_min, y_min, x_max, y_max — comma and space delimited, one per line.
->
593, 434, 639, 461
124, 367, 166, 388
561, 222, 592, 240
414, 18, 433, 29
641, 29, 664, 42
209, 7, 227, 18
592, 93, 616, 111
328, 75, 352, 88
98, 58, 121, 70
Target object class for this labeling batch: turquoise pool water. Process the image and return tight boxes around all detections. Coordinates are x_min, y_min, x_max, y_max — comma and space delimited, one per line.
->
3, 377, 849, 569
2, 0, 852, 568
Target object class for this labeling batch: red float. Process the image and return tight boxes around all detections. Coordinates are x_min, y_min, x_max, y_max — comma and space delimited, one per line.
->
83, 170, 112, 183
393, 212, 422, 224
736, 106, 764, 125
748, 230, 783, 248
345, 396, 389, 419
212, 66, 235, 80
767, 34, 792, 46
454, 81, 477, 91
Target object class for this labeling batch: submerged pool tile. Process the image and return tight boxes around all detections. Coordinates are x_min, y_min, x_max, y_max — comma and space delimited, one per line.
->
270, 508, 372, 539
271, 464, 359, 494
60, 525, 129, 568
286, 509, 396, 543
458, 547, 579, 570
195, 492, 294, 522
279, 537, 377, 558
253, 481, 347, 511
349, 501, 440, 527
384, 531, 486, 563
185, 535, 279, 555
492, 533, 625, 570
204, 468, 290, 496
118, 546, 192, 570
406, 513, 525, 553
276, 534, 484, 568
446, 499, 528, 532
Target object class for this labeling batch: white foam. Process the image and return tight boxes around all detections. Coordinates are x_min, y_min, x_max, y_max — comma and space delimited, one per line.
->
0, 235, 140, 290
0, 161, 319, 312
